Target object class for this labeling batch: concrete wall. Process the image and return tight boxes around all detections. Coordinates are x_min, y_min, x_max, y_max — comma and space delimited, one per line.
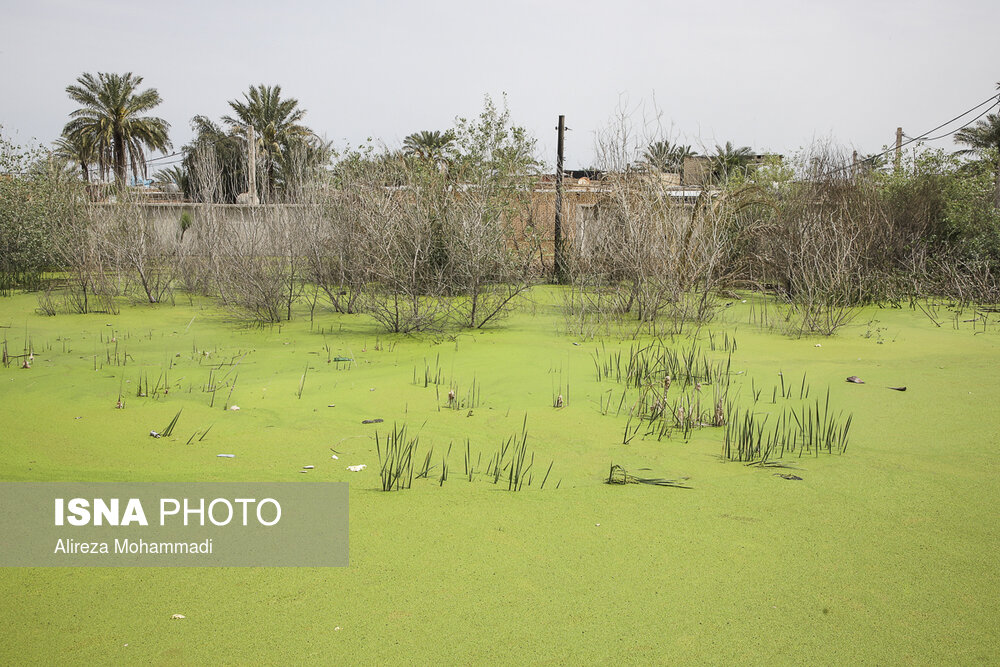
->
118, 192, 606, 256
121, 182, 696, 261
95, 202, 306, 247
527, 187, 602, 256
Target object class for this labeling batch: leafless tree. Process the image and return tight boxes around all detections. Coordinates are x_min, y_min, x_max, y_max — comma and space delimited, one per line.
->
565, 105, 729, 335
93, 195, 177, 304
49, 204, 118, 314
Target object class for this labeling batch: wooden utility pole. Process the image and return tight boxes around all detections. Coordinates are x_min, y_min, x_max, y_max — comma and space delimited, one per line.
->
895, 127, 903, 173
994, 158, 1000, 209
247, 125, 258, 205
554, 115, 566, 284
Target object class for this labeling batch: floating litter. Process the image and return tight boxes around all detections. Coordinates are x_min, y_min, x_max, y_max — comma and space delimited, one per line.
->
302, 465, 315, 469
217, 454, 235, 458
149, 431, 161, 438
230, 405, 240, 411
171, 614, 185, 620
347, 464, 366, 472
331, 455, 339, 460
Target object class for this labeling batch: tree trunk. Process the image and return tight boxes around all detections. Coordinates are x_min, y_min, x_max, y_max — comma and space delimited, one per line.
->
114, 130, 126, 189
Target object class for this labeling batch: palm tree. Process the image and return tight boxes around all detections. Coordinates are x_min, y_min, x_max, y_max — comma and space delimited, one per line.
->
53, 131, 103, 182
63, 72, 171, 188
182, 115, 247, 203
712, 141, 755, 182
153, 165, 189, 195
223, 84, 311, 201
402, 130, 455, 164
954, 94, 1000, 207
274, 134, 334, 197
643, 140, 673, 172
643, 140, 696, 173
954, 113, 1000, 156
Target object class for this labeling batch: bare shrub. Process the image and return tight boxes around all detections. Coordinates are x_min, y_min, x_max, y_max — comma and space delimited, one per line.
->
356, 159, 454, 333
50, 205, 118, 314
444, 103, 540, 328
303, 149, 393, 317
1, 135, 86, 296
174, 141, 224, 297
304, 188, 369, 315
731, 147, 909, 334
173, 140, 310, 322
564, 104, 730, 335
323, 97, 541, 333
93, 197, 177, 304
209, 205, 301, 322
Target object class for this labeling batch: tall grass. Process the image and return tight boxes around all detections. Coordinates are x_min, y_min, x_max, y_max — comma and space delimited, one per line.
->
595, 338, 733, 441
161, 410, 182, 438
375, 423, 418, 491
297, 363, 308, 399
480, 416, 549, 491
413, 354, 444, 387
592, 339, 730, 390
723, 388, 852, 464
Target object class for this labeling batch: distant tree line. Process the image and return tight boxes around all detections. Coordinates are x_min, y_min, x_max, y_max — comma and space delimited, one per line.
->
2, 78, 999, 335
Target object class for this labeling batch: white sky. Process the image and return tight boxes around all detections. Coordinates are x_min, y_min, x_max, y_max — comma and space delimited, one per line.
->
1, 0, 998, 169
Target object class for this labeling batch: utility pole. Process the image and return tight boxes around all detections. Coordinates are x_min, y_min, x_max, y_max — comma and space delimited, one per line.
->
247, 125, 258, 205
895, 127, 903, 173
554, 115, 566, 284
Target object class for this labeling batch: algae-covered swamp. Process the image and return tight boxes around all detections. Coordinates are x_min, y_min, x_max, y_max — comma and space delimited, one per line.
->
1, 288, 998, 664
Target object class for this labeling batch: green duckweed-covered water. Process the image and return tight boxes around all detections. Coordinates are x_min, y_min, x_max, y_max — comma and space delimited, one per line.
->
0, 289, 997, 664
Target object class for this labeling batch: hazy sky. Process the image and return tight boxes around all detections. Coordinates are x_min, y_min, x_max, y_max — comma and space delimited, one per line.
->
2, 0, 998, 169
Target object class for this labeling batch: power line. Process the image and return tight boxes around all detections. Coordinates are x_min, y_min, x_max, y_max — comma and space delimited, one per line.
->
148, 157, 185, 169
819, 91, 1000, 179
919, 100, 1000, 142
144, 149, 187, 164
895, 92, 1000, 147
145, 133, 231, 165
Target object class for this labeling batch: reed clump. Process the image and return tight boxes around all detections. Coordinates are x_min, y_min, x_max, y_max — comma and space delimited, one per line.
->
594, 338, 734, 442
723, 388, 852, 464
375, 423, 418, 491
